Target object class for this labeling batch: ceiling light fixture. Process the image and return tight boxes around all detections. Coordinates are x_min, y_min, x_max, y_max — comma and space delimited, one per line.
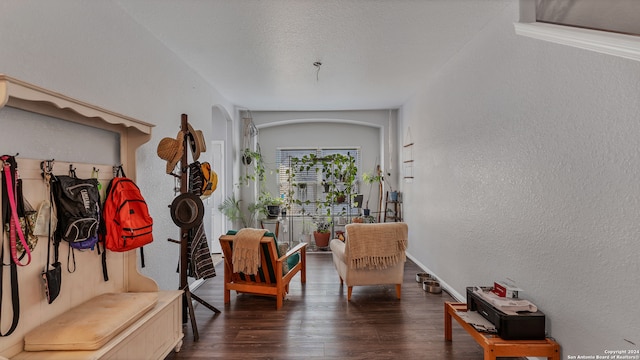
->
313, 61, 322, 81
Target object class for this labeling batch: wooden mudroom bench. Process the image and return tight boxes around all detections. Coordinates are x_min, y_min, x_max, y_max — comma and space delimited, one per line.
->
0, 75, 184, 360
12, 291, 182, 360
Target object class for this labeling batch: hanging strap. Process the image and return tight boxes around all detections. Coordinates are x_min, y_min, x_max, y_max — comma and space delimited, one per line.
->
0, 243, 20, 337
100, 237, 109, 282
47, 175, 61, 270
43, 172, 56, 263
0, 156, 20, 336
66, 246, 76, 273
2, 156, 31, 266
45, 183, 54, 270
62, 165, 79, 273
140, 247, 146, 268
45, 172, 62, 273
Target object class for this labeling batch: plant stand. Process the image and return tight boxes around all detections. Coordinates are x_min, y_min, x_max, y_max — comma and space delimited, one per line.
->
384, 191, 403, 222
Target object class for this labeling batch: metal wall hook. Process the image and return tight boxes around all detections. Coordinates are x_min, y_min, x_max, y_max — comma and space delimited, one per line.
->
112, 164, 123, 177
40, 159, 55, 173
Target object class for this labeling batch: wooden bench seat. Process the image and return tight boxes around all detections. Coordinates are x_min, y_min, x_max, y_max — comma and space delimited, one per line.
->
12, 291, 183, 360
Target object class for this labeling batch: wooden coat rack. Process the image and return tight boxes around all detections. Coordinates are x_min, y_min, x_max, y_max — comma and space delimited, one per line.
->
176, 114, 220, 341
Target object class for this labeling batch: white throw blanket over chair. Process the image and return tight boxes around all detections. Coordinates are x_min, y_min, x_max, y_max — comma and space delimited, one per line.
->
330, 222, 408, 301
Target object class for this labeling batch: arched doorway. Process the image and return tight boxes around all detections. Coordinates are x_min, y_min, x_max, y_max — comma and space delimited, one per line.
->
209, 104, 233, 253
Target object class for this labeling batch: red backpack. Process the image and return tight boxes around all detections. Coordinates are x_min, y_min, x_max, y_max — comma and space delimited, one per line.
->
102, 166, 153, 257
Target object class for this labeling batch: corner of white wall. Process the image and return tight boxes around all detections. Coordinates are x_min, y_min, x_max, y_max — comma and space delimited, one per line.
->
406, 253, 465, 302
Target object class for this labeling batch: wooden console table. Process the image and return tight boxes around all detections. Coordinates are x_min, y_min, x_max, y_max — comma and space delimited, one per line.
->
444, 302, 560, 360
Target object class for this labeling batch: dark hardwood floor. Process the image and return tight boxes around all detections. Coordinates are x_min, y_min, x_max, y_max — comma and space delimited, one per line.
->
165, 252, 518, 359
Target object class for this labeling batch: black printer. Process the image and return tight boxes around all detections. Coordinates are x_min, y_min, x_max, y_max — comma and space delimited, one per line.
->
466, 287, 546, 340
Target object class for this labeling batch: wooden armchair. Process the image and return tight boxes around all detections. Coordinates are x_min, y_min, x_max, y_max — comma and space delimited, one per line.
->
219, 231, 307, 310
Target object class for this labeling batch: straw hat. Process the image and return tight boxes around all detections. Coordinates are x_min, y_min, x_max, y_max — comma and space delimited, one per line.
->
187, 123, 206, 161
157, 131, 184, 174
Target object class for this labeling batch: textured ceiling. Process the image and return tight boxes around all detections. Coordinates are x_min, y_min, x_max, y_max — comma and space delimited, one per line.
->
115, 0, 511, 111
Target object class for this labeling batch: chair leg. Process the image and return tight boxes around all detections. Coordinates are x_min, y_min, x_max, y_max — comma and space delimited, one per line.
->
300, 247, 307, 284
276, 292, 284, 310
224, 287, 230, 304
339, 276, 343, 286
347, 286, 353, 301
224, 261, 231, 304
395, 284, 402, 299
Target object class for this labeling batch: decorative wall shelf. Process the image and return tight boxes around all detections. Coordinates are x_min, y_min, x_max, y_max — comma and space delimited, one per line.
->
403, 127, 414, 183
0, 74, 154, 179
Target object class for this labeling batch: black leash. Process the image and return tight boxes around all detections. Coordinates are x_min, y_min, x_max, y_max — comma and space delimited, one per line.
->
1, 156, 21, 336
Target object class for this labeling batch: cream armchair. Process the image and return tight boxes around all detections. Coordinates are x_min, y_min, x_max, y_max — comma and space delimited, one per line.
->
330, 222, 408, 301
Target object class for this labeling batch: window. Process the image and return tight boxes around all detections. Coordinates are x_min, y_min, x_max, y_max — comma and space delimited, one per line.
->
276, 147, 361, 216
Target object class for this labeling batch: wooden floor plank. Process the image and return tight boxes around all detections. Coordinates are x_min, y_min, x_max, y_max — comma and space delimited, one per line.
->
165, 252, 522, 359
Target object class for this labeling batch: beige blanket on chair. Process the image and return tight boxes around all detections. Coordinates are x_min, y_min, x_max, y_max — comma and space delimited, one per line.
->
347, 223, 408, 270
232, 228, 267, 275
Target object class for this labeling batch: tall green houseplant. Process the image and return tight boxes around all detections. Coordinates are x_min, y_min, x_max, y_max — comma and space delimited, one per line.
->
362, 170, 382, 214
218, 193, 255, 228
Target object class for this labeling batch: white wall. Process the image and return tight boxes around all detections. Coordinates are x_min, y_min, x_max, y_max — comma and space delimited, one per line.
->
251, 109, 400, 200
0, 107, 120, 165
402, 3, 640, 357
0, 1, 234, 291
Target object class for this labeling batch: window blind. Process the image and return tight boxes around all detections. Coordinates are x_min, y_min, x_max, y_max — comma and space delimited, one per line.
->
276, 147, 361, 216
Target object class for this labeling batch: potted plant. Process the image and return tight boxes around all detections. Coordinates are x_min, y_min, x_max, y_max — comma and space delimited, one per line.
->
383, 172, 398, 201
362, 170, 382, 216
257, 191, 283, 219
241, 147, 253, 165
218, 193, 256, 229
300, 218, 314, 246
313, 218, 332, 248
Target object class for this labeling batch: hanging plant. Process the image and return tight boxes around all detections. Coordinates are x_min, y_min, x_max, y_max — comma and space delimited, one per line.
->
240, 148, 266, 184
241, 148, 253, 165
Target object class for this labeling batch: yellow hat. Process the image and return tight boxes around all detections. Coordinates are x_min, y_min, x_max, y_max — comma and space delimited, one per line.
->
201, 162, 218, 198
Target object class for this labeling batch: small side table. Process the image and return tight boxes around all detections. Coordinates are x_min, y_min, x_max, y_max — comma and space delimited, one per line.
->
444, 302, 560, 360
260, 218, 280, 238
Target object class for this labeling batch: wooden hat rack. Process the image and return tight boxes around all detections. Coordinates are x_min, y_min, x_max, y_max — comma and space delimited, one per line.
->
173, 114, 220, 341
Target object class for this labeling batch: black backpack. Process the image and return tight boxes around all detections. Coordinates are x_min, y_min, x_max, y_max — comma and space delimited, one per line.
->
50, 171, 101, 272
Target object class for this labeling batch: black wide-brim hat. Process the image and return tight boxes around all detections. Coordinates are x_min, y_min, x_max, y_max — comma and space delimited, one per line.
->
170, 193, 204, 229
